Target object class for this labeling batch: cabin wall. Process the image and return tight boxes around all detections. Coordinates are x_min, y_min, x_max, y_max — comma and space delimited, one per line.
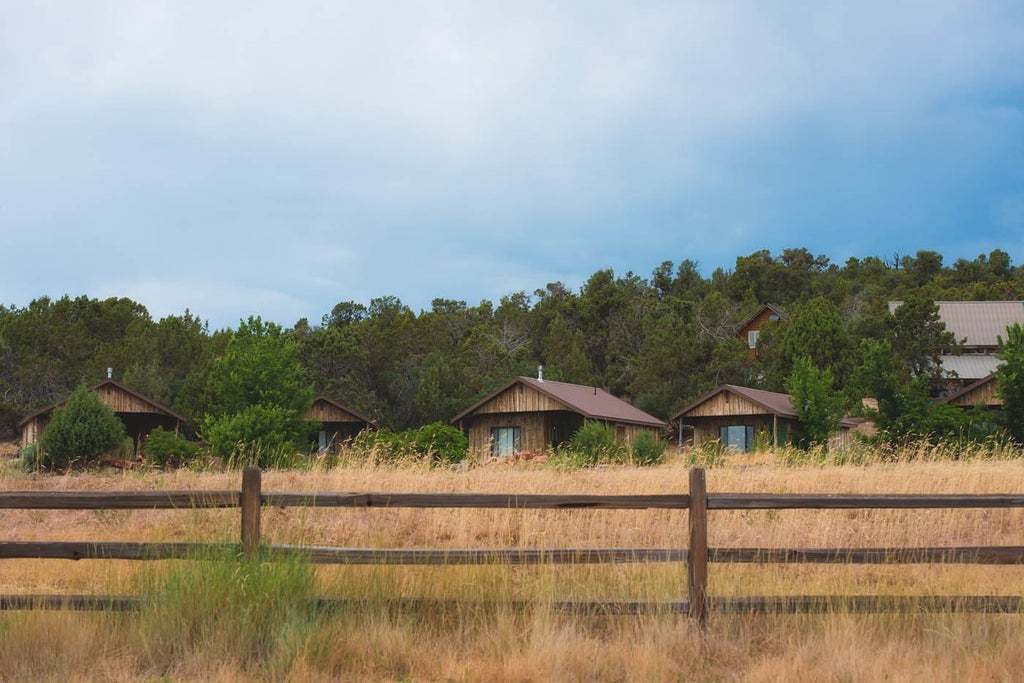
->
464, 412, 660, 458
683, 392, 772, 418
94, 384, 166, 414
306, 401, 364, 423
947, 381, 1001, 408
465, 412, 550, 456
470, 384, 566, 415
681, 415, 793, 450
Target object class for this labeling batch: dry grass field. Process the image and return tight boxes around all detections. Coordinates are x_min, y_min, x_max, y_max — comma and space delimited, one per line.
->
2, 445, 1024, 681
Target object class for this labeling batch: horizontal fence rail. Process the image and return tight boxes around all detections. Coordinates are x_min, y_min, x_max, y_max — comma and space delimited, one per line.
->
707, 493, 1024, 509
3, 467, 1024, 628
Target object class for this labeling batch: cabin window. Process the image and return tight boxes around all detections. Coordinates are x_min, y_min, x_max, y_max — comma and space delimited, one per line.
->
719, 425, 756, 452
747, 330, 759, 348
491, 427, 521, 457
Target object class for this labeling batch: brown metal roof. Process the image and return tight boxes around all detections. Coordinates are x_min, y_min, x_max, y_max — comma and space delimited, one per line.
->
450, 377, 667, 428
889, 301, 1024, 348
17, 379, 189, 427
671, 384, 859, 428
671, 384, 797, 421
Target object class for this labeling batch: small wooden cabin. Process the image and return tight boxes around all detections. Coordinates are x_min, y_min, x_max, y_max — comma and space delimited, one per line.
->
672, 384, 858, 451
736, 304, 787, 358
450, 377, 667, 458
672, 385, 798, 451
303, 396, 377, 453
18, 380, 187, 448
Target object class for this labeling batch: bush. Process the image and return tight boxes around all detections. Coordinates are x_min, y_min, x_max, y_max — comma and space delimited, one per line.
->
629, 430, 667, 466
35, 384, 125, 470
351, 429, 412, 462
408, 422, 469, 464
19, 443, 39, 471
202, 404, 309, 468
351, 423, 469, 465
142, 427, 200, 468
565, 421, 628, 466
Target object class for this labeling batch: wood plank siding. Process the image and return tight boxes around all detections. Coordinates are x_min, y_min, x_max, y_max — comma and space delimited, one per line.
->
18, 380, 187, 447
303, 397, 376, 454
93, 383, 170, 414
684, 391, 774, 418
944, 376, 1001, 408
468, 382, 568, 415
305, 400, 367, 424
452, 378, 667, 459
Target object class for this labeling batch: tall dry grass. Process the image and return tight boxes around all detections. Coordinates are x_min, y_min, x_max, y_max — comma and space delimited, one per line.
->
1, 445, 1024, 680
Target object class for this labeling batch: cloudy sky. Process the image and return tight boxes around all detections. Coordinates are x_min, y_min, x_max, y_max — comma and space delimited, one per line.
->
2, 1, 1022, 330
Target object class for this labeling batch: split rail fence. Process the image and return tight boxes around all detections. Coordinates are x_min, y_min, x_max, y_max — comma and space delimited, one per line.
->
3, 467, 1024, 627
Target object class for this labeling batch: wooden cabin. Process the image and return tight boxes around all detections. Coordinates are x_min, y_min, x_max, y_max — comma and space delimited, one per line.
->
303, 396, 377, 453
18, 380, 187, 448
889, 300, 1024, 392
672, 384, 858, 451
736, 304, 787, 358
450, 377, 667, 458
941, 374, 1000, 409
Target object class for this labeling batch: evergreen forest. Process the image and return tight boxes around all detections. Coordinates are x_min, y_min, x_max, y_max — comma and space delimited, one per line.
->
3, 248, 1023, 444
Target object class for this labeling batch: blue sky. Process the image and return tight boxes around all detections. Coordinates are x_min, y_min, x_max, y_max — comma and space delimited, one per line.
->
2, 1, 1022, 330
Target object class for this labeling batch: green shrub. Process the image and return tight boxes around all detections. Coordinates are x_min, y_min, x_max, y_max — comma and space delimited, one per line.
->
142, 427, 200, 468
35, 384, 125, 470
19, 443, 39, 471
202, 404, 309, 468
408, 422, 469, 464
351, 428, 412, 462
351, 423, 469, 465
629, 430, 667, 466
565, 421, 628, 466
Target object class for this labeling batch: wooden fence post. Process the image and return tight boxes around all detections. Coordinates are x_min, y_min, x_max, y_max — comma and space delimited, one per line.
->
241, 467, 262, 559
688, 467, 709, 630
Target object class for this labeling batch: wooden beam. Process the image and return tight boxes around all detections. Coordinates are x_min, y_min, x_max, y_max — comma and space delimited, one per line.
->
688, 467, 709, 630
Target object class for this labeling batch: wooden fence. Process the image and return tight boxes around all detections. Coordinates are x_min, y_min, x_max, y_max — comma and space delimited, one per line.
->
3, 467, 1024, 627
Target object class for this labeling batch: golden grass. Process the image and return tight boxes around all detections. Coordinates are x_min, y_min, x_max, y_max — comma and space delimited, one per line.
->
2, 449, 1024, 680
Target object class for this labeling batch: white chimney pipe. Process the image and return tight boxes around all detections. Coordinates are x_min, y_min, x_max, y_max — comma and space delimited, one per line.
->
538, 365, 544, 382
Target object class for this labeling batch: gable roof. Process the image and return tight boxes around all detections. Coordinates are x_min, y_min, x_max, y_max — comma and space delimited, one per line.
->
889, 301, 1024, 347
306, 395, 378, 427
940, 373, 999, 406
672, 384, 797, 421
671, 384, 858, 428
17, 379, 188, 428
450, 377, 667, 428
736, 304, 788, 334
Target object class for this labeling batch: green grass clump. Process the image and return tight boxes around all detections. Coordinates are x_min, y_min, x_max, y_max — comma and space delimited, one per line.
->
135, 548, 318, 674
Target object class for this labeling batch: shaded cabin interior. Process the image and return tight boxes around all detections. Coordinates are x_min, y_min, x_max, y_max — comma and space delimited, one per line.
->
18, 380, 187, 449
451, 377, 667, 458
303, 396, 377, 453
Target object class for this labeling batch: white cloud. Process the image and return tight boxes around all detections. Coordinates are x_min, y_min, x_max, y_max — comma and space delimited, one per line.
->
2, 1, 1022, 328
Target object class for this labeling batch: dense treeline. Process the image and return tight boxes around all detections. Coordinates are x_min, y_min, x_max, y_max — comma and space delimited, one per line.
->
2, 248, 1022, 440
